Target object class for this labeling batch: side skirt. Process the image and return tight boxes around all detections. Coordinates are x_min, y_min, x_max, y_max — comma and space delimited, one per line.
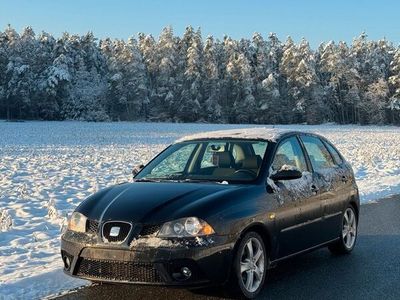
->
269, 237, 340, 265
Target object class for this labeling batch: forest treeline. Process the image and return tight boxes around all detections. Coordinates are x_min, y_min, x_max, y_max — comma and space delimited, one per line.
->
0, 25, 399, 124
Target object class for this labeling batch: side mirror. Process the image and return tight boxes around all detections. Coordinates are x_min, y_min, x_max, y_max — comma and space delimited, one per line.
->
270, 168, 302, 181
132, 164, 144, 178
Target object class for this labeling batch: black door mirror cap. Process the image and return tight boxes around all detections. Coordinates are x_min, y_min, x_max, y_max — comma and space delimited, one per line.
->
270, 168, 302, 181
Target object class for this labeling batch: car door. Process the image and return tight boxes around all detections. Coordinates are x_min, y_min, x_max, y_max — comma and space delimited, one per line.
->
321, 139, 355, 239
269, 136, 320, 258
299, 135, 342, 243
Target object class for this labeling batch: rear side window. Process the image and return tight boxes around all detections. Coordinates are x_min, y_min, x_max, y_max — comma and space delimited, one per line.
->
272, 137, 308, 172
301, 136, 335, 171
323, 141, 343, 165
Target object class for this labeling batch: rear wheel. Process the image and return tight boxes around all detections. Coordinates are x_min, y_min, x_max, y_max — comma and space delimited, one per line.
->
329, 206, 358, 254
227, 232, 267, 299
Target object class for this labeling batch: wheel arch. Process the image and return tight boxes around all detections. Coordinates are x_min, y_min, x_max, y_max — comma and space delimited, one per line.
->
348, 196, 359, 220
234, 222, 272, 257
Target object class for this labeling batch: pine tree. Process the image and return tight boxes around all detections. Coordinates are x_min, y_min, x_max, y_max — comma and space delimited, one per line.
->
252, 33, 269, 81
258, 73, 281, 123
155, 26, 179, 120
203, 35, 222, 122
179, 28, 203, 122
280, 37, 319, 123
227, 51, 256, 123
361, 78, 389, 124
0, 29, 8, 116
0, 25, 399, 125
63, 60, 108, 121
388, 47, 400, 123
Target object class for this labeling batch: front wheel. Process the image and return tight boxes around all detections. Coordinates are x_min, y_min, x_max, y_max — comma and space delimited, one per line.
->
227, 232, 267, 299
329, 206, 358, 254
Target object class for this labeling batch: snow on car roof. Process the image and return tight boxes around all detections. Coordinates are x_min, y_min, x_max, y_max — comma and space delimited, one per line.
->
176, 127, 289, 143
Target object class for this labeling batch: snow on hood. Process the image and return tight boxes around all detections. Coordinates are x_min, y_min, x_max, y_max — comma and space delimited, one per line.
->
176, 127, 287, 143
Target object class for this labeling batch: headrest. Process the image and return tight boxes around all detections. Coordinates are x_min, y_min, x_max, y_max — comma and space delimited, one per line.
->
215, 151, 233, 168
242, 155, 262, 169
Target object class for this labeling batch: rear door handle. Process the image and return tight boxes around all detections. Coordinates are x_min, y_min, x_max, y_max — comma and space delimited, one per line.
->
311, 184, 319, 194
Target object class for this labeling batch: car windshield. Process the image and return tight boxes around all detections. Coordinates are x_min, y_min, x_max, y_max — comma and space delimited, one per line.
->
135, 139, 268, 183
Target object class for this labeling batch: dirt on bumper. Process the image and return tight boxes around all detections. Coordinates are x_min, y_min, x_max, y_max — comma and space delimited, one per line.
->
61, 230, 234, 286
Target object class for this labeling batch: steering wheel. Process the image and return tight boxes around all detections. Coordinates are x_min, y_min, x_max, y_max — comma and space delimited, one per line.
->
234, 169, 257, 177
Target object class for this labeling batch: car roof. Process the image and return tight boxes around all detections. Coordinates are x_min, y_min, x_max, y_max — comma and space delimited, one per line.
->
175, 127, 303, 143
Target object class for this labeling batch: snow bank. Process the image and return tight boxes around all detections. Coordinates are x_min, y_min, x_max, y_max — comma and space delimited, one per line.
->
0, 264, 88, 300
0, 121, 399, 299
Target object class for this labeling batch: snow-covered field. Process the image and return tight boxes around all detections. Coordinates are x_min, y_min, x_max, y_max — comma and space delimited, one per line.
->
0, 121, 399, 299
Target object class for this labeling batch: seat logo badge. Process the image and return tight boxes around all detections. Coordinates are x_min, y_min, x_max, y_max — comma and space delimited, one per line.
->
110, 226, 120, 237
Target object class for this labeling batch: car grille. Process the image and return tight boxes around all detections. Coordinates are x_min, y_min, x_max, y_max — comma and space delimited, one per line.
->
102, 221, 132, 243
86, 219, 99, 234
140, 224, 161, 236
76, 258, 163, 283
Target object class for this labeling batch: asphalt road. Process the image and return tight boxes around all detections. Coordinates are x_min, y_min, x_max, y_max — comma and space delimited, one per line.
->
55, 195, 400, 300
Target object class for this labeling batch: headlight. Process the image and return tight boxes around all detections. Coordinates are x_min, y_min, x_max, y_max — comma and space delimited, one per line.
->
67, 212, 87, 233
158, 217, 215, 237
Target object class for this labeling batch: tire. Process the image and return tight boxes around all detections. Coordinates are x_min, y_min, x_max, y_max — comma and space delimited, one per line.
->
226, 231, 268, 299
329, 205, 358, 254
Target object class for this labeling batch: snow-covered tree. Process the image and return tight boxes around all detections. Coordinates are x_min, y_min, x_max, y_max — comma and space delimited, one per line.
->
38, 53, 71, 119
361, 78, 389, 124
178, 28, 203, 122
252, 33, 269, 81
227, 51, 256, 123
104, 38, 149, 120
257, 73, 281, 123
62, 60, 108, 121
203, 36, 222, 122
388, 47, 400, 123
154, 26, 179, 119
0, 25, 399, 125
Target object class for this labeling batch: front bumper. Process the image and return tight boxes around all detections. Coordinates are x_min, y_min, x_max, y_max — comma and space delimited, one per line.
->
61, 230, 234, 287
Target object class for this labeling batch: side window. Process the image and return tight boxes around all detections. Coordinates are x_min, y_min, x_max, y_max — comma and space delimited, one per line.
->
150, 143, 196, 176
301, 136, 335, 171
272, 137, 308, 172
252, 142, 268, 158
324, 141, 343, 165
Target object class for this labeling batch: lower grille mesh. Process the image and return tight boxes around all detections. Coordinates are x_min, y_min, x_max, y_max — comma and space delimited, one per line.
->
76, 258, 163, 283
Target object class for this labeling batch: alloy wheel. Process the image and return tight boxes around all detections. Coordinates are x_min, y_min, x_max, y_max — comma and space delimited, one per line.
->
239, 237, 265, 293
342, 207, 357, 249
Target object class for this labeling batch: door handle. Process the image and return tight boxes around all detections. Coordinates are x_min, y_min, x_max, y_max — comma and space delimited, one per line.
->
311, 184, 319, 194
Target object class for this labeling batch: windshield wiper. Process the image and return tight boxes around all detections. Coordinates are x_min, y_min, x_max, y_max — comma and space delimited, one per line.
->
135, 177, 228, 184
134, 178, 161, 182
179, 178, 228, 184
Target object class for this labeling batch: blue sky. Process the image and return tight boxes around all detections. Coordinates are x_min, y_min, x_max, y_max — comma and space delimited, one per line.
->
0, 0, 399, 48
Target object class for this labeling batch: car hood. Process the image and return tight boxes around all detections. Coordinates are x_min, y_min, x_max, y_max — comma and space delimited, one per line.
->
77, 181, 246, 224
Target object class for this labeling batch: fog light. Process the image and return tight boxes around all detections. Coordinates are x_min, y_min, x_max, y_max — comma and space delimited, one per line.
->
63, 256, 71, 270
181, 267, 192, 279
